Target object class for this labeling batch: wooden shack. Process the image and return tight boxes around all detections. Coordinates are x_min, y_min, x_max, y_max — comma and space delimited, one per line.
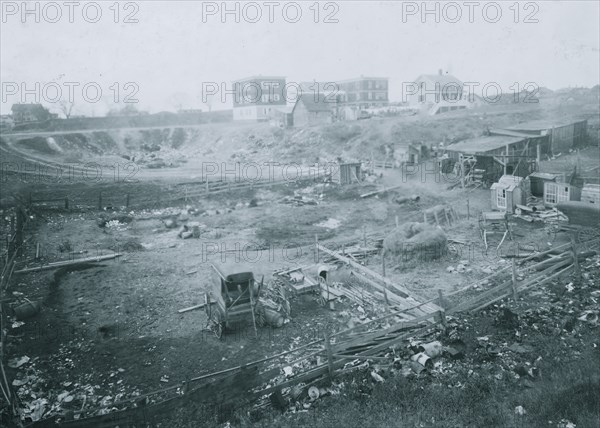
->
528, 172, 561, 197
581, 184, 600, 205
494, 118, 588, 154
332, 162, 362, 185
490, 175, 529, 213
543, 170, 583, 207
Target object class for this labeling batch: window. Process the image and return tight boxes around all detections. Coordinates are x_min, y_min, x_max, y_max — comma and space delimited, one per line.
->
545, 183, 570, 205
497, 188, 507, 208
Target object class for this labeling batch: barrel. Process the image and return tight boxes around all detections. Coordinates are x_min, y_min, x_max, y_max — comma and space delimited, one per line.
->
410, 352, 433, 369
14, 301, 41, 320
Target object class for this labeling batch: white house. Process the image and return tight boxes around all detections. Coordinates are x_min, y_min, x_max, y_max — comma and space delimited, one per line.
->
406, 71, 479, 115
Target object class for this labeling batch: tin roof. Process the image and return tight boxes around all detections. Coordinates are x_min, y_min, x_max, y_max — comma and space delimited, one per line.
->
505, 118, 587, 132
445, 135, 525, 154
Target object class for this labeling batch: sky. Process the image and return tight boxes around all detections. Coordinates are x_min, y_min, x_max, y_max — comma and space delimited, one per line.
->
1, 0, 599, 116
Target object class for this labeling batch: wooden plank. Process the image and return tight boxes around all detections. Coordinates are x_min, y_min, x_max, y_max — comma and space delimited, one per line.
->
360, 185, 402, 199
14, 253, 120, 274
317, 244, 442, 313
177, 303, 209, 313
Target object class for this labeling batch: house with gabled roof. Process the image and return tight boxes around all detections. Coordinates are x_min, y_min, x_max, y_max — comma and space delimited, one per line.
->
291, 93, 334, 127
406, 70, 478, 115
11, 103, 52, 123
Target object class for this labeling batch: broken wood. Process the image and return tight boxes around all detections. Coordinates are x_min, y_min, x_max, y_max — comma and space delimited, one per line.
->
360, 185, 402, 199
177, 303, 209, 313
317, 244, 442, 314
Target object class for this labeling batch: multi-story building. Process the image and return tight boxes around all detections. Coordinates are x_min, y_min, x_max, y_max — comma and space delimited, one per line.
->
232, 76, 287, 121
335, 76, 389, 108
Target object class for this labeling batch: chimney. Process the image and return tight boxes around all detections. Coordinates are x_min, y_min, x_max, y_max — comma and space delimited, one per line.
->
438, 69, 443, 76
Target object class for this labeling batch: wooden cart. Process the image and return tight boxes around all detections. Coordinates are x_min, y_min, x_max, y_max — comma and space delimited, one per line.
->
205, 264, 261, 339
479, 211, 512, 250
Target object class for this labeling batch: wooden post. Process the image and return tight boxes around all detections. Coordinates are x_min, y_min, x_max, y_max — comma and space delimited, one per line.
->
98, 192, 102, 210
571, 239, 580, 279
64, 197, 69, 210
315, 234, 319, 263
126, 193, 130, 209
437, 290, 447, 331
35, 243, 40, 260
382, 251, 389, 306
511, 258, 518, 301
324, 332, 334, 380
248, 279, 258, 338
466, 198, 470, 220
15, 207, 24, 257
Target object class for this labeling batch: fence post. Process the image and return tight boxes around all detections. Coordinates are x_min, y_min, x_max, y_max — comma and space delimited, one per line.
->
126, 193, 130, 209
98, 192, 102, 210
571, 239, 580, 280
382, 252, 389, 306
511, 258, 518, 301
15, 208, 24, 257
64, 197, 69, 210
438, 290, 448, 332
324, 332, 334, 380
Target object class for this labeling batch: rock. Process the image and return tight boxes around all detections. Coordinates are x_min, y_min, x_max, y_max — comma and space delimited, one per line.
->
482, 267, 493, 275
164, 219, 177, 229
181, 231, 193, 239
446, 266, 455, 273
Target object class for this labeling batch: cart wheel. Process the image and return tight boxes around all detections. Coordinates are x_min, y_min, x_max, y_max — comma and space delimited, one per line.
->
212, 321, 223, 339
256, 309, 266, 327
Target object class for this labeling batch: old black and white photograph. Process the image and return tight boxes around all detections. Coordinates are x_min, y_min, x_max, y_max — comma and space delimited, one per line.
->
1, 1, 599, 427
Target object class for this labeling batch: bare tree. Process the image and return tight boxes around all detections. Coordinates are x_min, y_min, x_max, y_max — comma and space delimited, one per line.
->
59, 100, 76, 118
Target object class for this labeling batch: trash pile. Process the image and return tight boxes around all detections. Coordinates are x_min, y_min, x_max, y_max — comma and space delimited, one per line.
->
8, 345, 143, 423
252, 254, 600, 419
256, 281, 291, 328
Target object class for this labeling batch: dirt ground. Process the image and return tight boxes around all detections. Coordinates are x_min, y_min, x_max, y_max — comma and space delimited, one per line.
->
2, 105, 599, 426
4, 160, 578, 422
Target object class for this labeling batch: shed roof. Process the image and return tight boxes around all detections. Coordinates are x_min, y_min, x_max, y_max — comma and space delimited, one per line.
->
445, 135, 525, 154
491, 175, 523, 191
415, 74, 463, 87
489, 129, 545, 139
505, 118, 587, 132
529, 172, 561, 180
293, 93, 334, 113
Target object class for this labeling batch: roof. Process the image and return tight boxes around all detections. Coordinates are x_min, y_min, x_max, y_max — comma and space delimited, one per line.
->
415, 74, 463, 87
11, 103, 48, 113
293, 93, 334, 113
336, 76, 388, 83
529, 172, 561, 180
489, 129, 545, 139
233, 75, 286, 82
491, 175, 524, 191
445, 135, 525, 154
506, 118, 588, 132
